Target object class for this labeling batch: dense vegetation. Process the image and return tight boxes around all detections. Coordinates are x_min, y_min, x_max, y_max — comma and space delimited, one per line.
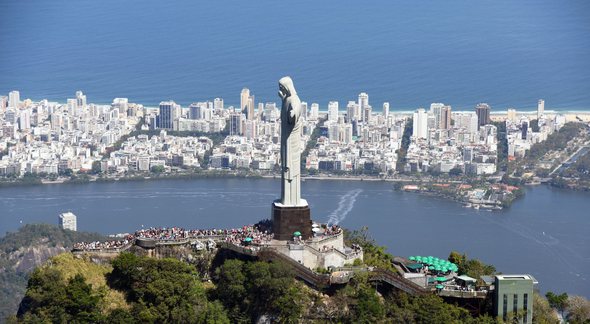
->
561, 150, 590, 180
448, 251, 496, 280
344, 226, 396, 272
522, 122, 586, 166
13, 252, 510, 323
492, 121, 509, 173
0, 224, 107, 321
396, 118, 413, 172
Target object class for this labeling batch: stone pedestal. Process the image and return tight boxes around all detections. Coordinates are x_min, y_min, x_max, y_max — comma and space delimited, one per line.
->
272, 200, 312, 241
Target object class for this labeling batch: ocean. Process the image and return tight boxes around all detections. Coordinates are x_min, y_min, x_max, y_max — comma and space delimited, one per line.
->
1, 0, 589, 111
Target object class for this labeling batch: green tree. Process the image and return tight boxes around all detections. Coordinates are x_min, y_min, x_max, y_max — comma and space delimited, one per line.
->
197, 301, 230, 324
546, 291, 568, 318
353, 284, 385, 323
109, 253, 208, 323
91, 160, 102, 174
532, 292, 560, 324
104, 308, 135, 324
17, 270, 103, 322
345, 227, 396, 272
18, 268, 68, 322
212, 259, 248, 322
64, 274, 103, 322
150, 165, 165, 174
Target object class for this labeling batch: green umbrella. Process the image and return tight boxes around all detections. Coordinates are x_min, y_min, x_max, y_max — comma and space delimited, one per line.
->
244, 237, 252, 242
407, 263, 423, 270
441, 267, 448, 273
434, 266, 442, 271
293, 231, 301, 237
436, 284, 444, 289
409, 256, 416, 261
436, 277, 447, 282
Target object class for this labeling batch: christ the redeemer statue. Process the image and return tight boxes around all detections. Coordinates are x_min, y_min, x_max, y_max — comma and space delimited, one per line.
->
278, 76, 306, 207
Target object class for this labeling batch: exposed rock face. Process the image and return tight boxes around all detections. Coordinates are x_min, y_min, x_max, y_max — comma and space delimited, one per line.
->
10, 243, 68, 274
0, 224, 106, 320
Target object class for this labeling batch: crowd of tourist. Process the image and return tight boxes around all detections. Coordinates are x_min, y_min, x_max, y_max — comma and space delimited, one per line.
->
73, 223, 343, 252
73, 236, 133, 251
224, 225, 274, 245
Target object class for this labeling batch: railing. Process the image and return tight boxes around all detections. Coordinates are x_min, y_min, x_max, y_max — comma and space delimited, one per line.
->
369, 268, 429, 296
437, 289, 488, 299
72, 243, 133, 254
257, 249, 331, 289
218, 242, 331, 289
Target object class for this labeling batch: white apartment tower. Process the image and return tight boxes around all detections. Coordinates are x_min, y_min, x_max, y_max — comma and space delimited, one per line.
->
8, 90, 20, 109
358, 92, 369, 122
214, 98, 224, 110
537, 99, 545, 119
59, 212, 77, 231
310, 103, 319, 121
383, 102, 390, 120
346, 101, 359, 121
328, 101, 339, 122
412, 108, 428, 139
76, 91, 87, 108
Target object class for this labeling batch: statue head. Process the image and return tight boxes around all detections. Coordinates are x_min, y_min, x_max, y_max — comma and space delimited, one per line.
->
278, 76, 297, 100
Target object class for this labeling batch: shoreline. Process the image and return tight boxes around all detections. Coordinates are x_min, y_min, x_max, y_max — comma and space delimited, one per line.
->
11, 97, 590, 118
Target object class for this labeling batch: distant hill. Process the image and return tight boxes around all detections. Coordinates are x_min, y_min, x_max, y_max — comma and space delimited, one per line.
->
0, 224, 106, 321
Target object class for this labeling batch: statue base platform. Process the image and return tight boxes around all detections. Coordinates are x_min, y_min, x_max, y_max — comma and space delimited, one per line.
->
272, 200, 312, 241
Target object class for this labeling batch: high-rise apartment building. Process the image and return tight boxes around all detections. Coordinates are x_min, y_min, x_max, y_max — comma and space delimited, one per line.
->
310, 103, 319, 121
440, 105, 452, 130
475, 103, 491, 129
328, 101, 339, 122
383, 102, 390, 120
158, 101, 180, 129
358, 92, 369, 122
213, 98, 224, 110
429, 103, 444, 129
240, 88, 255, 120
0, 96, 7, 112
76, 91, 87, 108
240, 88, 250, 112
8, 90, 20, 109
300, 102, 308, 120
19, 109, 31, 130
229, 112, 243, 136
346, 101, 359, 121
537, 99, 544, 119
112, 98, 129, 115
412, 108, 428, 139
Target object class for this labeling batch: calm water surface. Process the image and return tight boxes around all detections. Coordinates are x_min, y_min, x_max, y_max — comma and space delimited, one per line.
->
1, 0, 589, 110
0, 179, 588, 297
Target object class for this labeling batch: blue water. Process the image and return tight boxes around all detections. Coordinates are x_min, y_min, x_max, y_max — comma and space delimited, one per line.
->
1, 0, 589, 110
0, 179, 588, 297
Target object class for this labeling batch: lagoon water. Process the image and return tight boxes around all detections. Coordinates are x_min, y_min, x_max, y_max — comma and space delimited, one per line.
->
1, 0, 590, 110
0, 178, 588, 297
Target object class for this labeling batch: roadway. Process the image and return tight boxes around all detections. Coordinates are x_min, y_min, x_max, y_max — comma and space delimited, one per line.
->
548, 142, 590, 176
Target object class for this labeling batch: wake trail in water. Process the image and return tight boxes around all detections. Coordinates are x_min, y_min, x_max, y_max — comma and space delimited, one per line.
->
326, 189, 363, 226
